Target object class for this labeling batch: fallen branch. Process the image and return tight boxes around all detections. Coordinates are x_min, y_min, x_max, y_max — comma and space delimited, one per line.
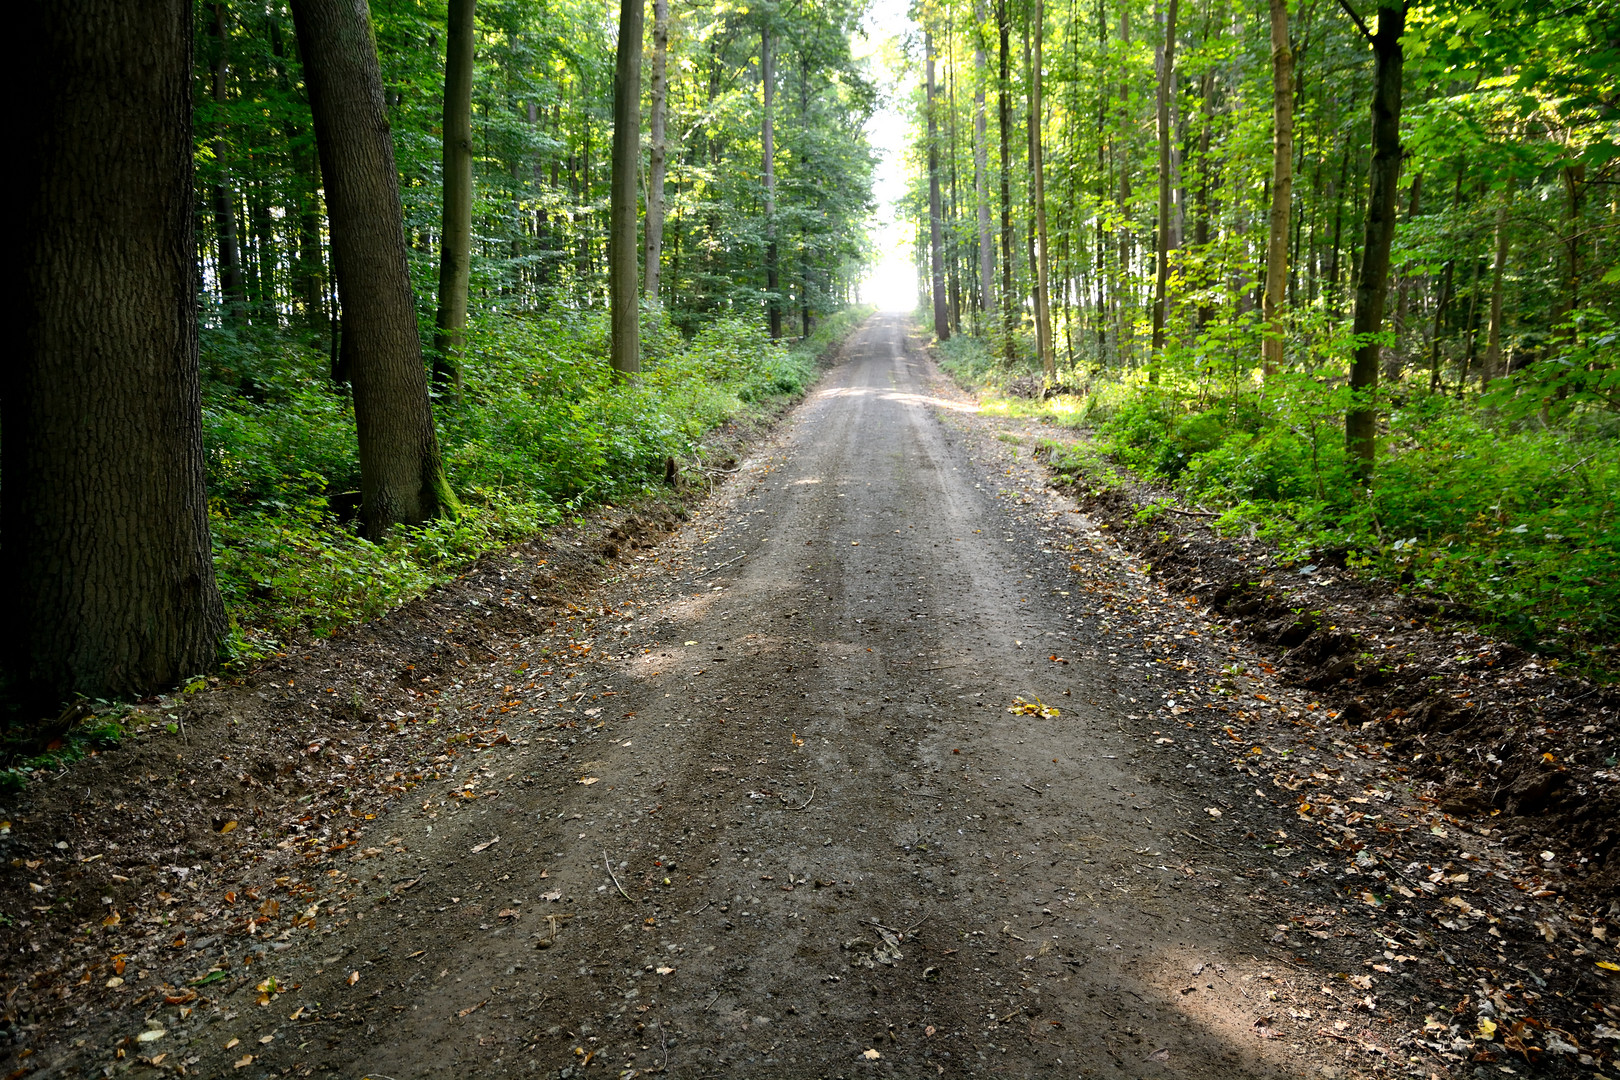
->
603, 851, 632, 902
780, 784, 816, 811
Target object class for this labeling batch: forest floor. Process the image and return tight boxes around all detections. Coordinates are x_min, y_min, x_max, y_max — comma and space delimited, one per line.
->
3, 312, 1618, 1079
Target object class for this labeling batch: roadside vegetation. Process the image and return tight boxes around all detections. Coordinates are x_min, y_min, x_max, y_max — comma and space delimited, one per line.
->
936, 330, 1620, 676
206, 306, 869, 663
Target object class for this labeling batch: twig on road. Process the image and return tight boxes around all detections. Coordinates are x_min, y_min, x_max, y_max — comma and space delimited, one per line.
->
702, 991, 721, 1012
687, 901, 712, 916
604, 850, 632, 902
780, 784, 816, 810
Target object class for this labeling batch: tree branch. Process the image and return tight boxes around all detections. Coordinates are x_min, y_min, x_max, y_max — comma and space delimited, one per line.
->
1334, 0, 1373, 41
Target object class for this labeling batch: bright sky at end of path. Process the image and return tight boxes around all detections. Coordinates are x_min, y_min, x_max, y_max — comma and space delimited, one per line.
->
857, 0, 917, 312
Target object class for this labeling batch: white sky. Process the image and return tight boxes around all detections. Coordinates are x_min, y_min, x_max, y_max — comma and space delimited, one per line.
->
855, 0, 918, 311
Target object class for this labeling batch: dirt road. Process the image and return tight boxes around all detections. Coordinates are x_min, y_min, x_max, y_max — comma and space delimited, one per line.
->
38, 314, 1427, 1078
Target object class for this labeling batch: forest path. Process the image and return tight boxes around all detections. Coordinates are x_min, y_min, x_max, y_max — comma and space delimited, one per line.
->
152, 314, 1356, 1078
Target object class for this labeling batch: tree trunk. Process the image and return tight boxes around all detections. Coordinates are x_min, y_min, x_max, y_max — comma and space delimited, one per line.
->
926, 32, 951, 342
997, 0, 1015, 362
290, 0, 457, 537
1482, 183, 1511, 387
1030, 1, 1053, 378
643, 0, 669, 300
1149, 0, 1178, 371
208, 1, 248, 326
1426, 258, 1452, 393
432, 0, 475, 391
9, 0, 225, 702
1344, 3, 1406, 484
762, 20, 781, 339
1261, 0, 1292, 377
608, 0, 642, 374
973, 0, 995, 322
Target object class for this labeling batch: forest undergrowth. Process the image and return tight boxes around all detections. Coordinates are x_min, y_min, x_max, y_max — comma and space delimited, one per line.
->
0, 307, 868, 783
935, 330, 1620, 679
205, 304, 870, 662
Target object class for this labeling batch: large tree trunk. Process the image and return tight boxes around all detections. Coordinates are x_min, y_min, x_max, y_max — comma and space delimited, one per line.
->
973, 0, 995, 324
643, 0, 669, 300
1345, 3, 1406, 483
762, 21, 781, 339
290, 0, 457, 537
926, 32, 951, 342
1030, 3, 1053, 378
208, 1, 249, 326
1148, 0, 1179, 372
608, 0, 642, 374
432, 0, 475, 391
8, 0, 225, 702
1261, 0, 1292, 377
997, 0, 1015, 362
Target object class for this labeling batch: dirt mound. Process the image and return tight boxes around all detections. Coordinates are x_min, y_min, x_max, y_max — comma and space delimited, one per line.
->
1060, 476, 1620, 910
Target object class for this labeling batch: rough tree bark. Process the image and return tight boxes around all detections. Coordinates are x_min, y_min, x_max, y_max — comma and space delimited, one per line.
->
1261, 0, 1293, 377
762, 19, 781, 339
997, 0, 1015, 362
1149, 0, 1179, 373
290, 0, 458, 536
8, 0, 225, 702
608, 0, 643, 374
643, 0, 670, 300
1344, 2, 1406, 483
1030, 0, 1054, 379
973, 0, 995, 324
926, 32, 951, 342
208, 1, 248, 326
432, 0, 476, 391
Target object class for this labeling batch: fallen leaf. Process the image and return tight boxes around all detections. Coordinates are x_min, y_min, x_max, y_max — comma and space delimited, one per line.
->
655, 965, 674, 975
218, 820, 238, 834
1147, 1048, 1171, 1062
224, 1038, 240, 1050
258, 1035, 274, 1045
234, 1054, 253, 1069
288, 1006, 305, 1021
1347, 975, 1373, 990
470, 836, 500, 853
346, 970, 360, 986
1477, 1017, 1497, 1041
149, 1053, 167, 1066
541, 889, 563, 902
1597, 961, 1620, 973
862, 1048, 881, 1059
497, 908, 521, 920
577, 777, 599, 786
458, 999, 488, 1017
136, 1029, 164, 1043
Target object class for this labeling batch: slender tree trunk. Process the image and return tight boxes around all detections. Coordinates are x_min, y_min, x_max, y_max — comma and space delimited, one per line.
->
1030, 0, 1053, 378
997, 0, 1015, 361
762, 20, 781, 339
926, 32, 951, 341
290, 0, 458, 536
9, 0, 225, 701
643, 0, 669, 300
1426, 259, 1452, 393
946, 32, 963, 335
608, 0, 643, 374
973, 0, 995, 322
1345, 4, 1406, 483
208, 1, 248, 326
1482, 182, 1511, 387
1261, 0, 1292, 377
1149, 0, 1179, 372
432, 0, 475, 391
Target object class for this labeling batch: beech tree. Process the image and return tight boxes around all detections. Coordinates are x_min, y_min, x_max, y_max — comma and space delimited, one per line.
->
608, 0, 643, 375
432, 0, 477, 391
289, 0, 458, 536
8, 0, 225, 700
